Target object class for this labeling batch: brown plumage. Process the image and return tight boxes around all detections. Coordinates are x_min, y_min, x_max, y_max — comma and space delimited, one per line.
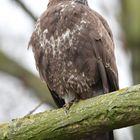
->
29, 0, 119, 139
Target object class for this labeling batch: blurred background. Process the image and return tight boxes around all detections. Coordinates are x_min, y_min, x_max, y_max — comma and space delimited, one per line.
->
0, 0, 139, 139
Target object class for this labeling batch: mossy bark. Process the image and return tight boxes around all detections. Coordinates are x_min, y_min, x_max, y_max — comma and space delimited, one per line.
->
0, 84, 140, 140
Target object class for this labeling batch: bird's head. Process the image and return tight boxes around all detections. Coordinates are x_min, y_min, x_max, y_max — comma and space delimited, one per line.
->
48, 0, 88, 7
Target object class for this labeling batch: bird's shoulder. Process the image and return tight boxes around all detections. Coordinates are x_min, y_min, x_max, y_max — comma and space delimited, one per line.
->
35, 1, 107, 39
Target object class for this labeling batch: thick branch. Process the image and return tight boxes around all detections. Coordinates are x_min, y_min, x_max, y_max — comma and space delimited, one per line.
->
0, 84, 140, 140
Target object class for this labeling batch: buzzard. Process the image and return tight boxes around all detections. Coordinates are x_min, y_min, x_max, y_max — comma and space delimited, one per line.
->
29, 0, 119, 139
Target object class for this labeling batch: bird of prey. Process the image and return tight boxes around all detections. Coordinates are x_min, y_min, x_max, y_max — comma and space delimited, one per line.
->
29, 0, 119, 139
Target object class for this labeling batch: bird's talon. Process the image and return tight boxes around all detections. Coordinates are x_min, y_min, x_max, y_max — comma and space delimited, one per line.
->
63, 102, 73, 114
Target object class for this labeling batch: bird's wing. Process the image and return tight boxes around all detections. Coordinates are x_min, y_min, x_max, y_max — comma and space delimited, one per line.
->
93, 38, 119, 93
28, 4, 67, 108
29, 35, 65, 108
88, 10, 119, 92
92, 10, 119, 91
66, 4, 119, 94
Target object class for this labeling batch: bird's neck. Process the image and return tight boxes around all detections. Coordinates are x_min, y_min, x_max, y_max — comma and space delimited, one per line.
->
48, 0, 88, 7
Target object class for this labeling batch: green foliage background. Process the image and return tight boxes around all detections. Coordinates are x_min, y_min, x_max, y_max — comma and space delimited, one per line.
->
121, 0, 140, 139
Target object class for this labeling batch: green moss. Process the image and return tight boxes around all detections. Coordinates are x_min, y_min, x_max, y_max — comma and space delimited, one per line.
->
0, 84, 140, 139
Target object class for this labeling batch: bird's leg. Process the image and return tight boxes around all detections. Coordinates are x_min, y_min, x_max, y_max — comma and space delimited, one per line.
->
63, 98, 79, 114
63, 101, 74, 114
62, 93, 78, 114
63, 101, 73, 109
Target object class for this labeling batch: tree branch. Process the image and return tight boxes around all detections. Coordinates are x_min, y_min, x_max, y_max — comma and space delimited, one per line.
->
0, 51, 56, 107
0, 84, 140, 140
11, 0, 37, 22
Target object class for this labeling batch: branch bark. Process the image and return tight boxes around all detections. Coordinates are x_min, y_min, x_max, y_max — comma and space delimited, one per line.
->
0, 84, 140, 140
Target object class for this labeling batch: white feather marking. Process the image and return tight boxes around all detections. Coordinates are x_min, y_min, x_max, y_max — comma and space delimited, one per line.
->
67, 61, 73, 67
69, 74, 75, 80
50, 36, 56, 55
60, 4, 68, 13
81, 19, 87, 24
62, 92, 76, 104
62, 28, 71, 40
82, 72, 85, 77
38, 10, 87, 57
71, 1, 76, 8
44, 29, 48, 34
34, 19, 41, 36
74, 69, 77, 73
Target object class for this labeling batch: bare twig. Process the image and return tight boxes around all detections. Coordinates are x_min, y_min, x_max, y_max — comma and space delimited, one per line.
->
11, 0, 37, 21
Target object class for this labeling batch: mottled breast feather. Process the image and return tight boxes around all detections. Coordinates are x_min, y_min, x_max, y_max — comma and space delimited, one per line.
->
29, 0, 119, 104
